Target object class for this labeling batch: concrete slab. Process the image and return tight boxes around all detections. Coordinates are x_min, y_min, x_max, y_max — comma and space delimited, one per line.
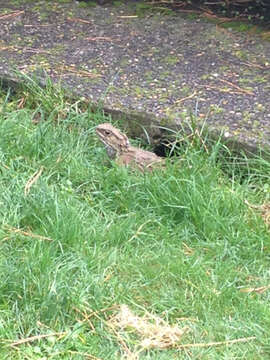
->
0, 0, 269, 153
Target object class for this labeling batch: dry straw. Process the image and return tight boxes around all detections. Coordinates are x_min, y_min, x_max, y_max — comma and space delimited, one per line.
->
245, 200, 270, 228
109, 304, 189, 350
108, 304, 256, 359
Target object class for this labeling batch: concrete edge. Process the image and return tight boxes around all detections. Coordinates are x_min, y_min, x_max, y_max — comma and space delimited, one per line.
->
1, 73, 269, 160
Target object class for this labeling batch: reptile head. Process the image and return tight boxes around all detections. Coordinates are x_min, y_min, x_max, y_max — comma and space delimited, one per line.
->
96, 123, 130, 159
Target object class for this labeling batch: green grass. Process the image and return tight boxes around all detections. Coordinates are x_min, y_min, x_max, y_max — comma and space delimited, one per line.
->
0, 80, 270, 359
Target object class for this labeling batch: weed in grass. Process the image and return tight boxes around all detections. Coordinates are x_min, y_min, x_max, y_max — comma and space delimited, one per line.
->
0, 80, 269, 359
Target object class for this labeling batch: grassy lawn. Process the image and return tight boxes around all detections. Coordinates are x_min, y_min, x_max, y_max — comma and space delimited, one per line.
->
0, 80, 269, 359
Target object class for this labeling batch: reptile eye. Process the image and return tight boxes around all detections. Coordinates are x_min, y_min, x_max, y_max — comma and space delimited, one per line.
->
104, 130, 111, 135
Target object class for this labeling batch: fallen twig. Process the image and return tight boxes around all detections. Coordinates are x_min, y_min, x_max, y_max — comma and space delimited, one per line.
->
0, 162, 10, 170
73, 307, 96, 332
24, 24, 52, 27
58, 65, 100, 78
193, 128, 209, 153
203, 11, 226, 21
8, 332, 66, 347
107, 321, 135, 359
117, 15, 138, 18
240, 61, 270, 70
3, 226, 53, 242
0, 45, 16, 51
176, 336, 256, 349
80, 305, 119, 321
240, 285, 270, 294
175, 9, 201, 14
23, 47, 50, 54
128, 220, 151, 243
67, 17, 92, 24
218, 78, 254, 96
24, 166, 44, 196
203, 11, 239, 23
85, 36, 119, 42
76, 305, 135, 357
175, 91, 197, 104
0, 10, 24, 20
202, 84, 249, 96
17, 97, 26, 109
0, 45, 50, 54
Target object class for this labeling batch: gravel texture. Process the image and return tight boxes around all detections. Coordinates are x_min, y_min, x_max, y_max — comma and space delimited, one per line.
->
0, 0, 269, 152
